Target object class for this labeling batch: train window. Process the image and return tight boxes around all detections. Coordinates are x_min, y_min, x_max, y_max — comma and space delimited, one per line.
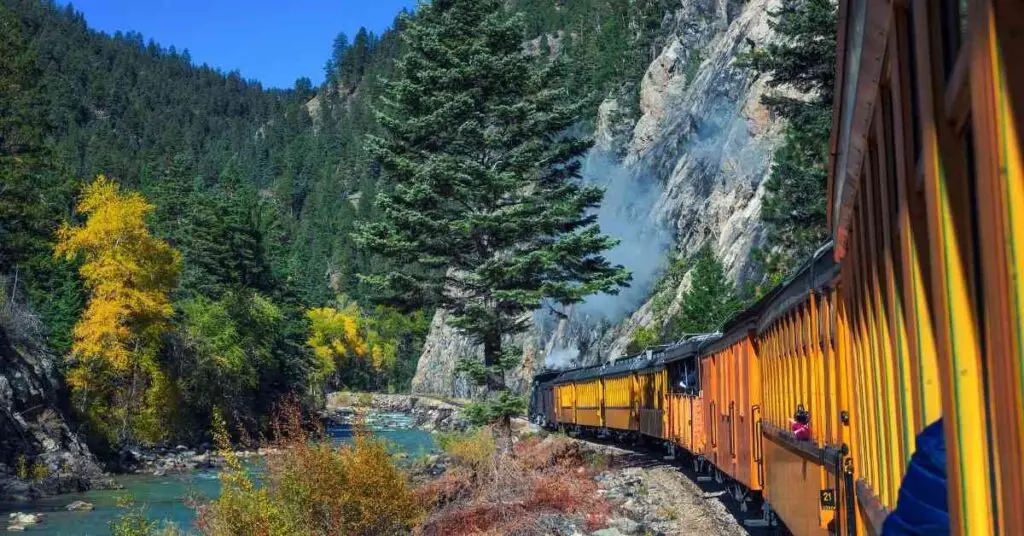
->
904, 2, 922, 169
940, 0, 969, 79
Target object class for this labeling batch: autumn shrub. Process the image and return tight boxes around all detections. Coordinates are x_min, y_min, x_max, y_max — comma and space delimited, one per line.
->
419, 433, 610, 535
110, 496, 184, 536
198, 405, 423, 536
415, 468, 475, 510
435, 427, 495, 475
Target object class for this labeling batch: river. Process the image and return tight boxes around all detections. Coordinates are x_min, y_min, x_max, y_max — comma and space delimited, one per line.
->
2, 414, 437, 535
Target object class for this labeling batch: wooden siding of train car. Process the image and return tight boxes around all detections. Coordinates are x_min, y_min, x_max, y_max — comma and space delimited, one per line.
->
831, 0, 1024, 534
760, 291, 841, 534
667, 393, 704, 453
637, 370, 666, 439
555, 383, 575, 425
574, 378, 603, 427
603, 375, 636, 431
701, 334, 762, 490
762, 440, 829, 536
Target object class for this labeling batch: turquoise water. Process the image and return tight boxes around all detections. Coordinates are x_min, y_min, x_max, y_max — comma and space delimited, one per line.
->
2, 419, 436, 535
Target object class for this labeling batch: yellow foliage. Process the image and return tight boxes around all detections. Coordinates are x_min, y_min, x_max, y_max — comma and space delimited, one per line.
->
306, 300, 369, 381
305, 297, 407, 392
436, 427, 497, 475
200, 406, 423, 535
54, 176, 181, 444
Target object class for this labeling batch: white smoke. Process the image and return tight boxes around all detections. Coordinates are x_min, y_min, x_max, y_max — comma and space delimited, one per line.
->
545, 346, 580, 370
574, 151, 673, 321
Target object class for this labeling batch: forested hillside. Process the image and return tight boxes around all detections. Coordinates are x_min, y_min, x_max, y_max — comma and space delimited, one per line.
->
0, 0, 428, 453
1, 0, 834, 456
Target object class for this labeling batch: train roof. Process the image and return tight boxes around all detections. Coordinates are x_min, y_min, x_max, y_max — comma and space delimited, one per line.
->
540, 333, 720, 385
707, 242, 837, 341
753, 241, 838, 335
662, 332, 721, 364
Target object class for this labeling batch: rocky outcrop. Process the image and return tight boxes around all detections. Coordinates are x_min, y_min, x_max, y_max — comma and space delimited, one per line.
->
0, 321, 110, 502
412, 0, 789, 396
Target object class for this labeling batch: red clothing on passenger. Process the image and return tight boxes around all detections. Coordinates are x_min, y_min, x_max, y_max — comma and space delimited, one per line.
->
791, 420, 810, 441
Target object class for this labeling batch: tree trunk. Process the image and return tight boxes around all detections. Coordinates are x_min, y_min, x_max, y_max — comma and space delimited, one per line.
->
494, 414, 513, 456
483, 330, 514, 456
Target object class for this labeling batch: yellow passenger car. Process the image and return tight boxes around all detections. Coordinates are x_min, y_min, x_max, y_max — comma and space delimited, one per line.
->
829, 0, 1024, 534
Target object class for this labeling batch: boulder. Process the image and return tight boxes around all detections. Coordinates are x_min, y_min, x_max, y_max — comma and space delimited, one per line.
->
66, 500, 94, 512
6, 513, 41, 526
608, 517, 641, 535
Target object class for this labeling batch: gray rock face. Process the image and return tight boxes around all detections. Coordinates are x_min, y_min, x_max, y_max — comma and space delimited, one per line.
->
412, 0, 789, 397
0, 325, 110, 502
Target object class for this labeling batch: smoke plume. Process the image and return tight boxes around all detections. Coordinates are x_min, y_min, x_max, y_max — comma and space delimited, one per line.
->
574, 151, 673, 321
544, 346, 580, 370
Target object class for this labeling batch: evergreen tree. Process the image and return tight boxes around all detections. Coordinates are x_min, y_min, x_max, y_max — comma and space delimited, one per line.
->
738, 0, 837, 279
672, 246, 741, 336
0, 3, 49, 272
357, 0, 630, 452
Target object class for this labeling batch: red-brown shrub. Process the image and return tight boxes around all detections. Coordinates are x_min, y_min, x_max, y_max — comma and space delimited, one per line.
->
418, 430, 611, 536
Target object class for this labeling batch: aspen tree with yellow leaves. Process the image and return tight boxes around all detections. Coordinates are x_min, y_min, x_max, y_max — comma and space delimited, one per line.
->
305, 296, 414, 393
306, 301, 368, 387
55, 176, 182, 445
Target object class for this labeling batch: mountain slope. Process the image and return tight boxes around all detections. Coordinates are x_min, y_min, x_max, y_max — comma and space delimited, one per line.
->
412, 0, 790, 396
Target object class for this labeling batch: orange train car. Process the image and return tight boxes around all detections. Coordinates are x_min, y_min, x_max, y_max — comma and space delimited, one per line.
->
700, 323, 762, 494
829, 0, 1024, 534
753, 245, 847, 536
531, 1, 1024, 533
532, 245, 854, 536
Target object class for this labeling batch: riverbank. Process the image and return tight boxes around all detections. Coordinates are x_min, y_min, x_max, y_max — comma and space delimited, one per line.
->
1, 416, 438, 534
321, 392, 469, 432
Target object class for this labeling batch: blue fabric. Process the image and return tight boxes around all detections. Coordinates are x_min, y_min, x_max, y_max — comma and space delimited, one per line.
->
882, 419, 951, 535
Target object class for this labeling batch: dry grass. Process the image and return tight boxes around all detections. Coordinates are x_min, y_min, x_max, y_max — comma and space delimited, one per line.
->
417, 431, 610, 536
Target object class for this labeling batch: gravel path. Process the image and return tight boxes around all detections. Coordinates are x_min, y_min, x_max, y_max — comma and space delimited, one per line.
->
579, 440, 767, 536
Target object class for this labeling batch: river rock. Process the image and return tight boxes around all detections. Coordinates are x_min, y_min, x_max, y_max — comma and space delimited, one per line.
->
66, 500, 94, 512
6, 513, 41, 526
322, 393, 467, 431
609, 517, 641, 535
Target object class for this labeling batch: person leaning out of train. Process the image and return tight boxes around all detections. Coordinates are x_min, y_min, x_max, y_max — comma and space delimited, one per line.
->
790, 405, 810, 441
882, 419, 949, 535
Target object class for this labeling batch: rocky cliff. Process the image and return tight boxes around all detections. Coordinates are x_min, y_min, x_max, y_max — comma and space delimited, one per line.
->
412, 0, 788, 397
0, 300, 108, 501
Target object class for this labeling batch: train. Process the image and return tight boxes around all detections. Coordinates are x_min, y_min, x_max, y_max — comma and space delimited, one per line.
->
530, 244, 844, 535
532, 1, 1024, 535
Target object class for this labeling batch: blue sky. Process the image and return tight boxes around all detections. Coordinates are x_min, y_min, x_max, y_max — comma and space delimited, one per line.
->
61, 0, 419, 88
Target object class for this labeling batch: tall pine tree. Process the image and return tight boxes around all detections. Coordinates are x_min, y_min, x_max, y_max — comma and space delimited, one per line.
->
356, 0, 630, 452
738, 0, 837, 279
672, 246, 741, 336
